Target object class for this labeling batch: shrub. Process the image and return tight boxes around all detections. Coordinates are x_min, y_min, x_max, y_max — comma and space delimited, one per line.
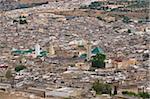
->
122, 91, 137, 96
88, 1, 102, 9
138, 92, 150, 99
97, 16, 103, 20
80, 5, 88, 9
122, 16, 130, 23
5, 69, 12, 79
128, 29, 131, 33
122, 91, 150, 98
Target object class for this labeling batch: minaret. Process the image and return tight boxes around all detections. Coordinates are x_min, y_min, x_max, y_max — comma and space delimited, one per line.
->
86, 30, 92, 61
35, 43, 41, 57
49, 43, 55, 56
86, 40, 92, 61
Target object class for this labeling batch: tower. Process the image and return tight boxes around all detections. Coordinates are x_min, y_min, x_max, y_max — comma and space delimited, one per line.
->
86, 39, 92, 61
86, 30, 92, 61
35, 43, 41, 57
48, 43, 55, 56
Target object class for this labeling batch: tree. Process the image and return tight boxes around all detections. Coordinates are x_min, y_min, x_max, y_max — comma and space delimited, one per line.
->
88, 1, 102, 9
92, 80, 112, 95
5, 69, 12, 79
138, 92, 150, 99
19, 15, 27, 24
123, 16, 130, 23
97, 16, 103, 20
145, 16, 149, 21
19, 19, 27, 24
80, 5, 88, 9
13, 19, 18, 23
142, 53, 149, 61
122, 91, 137, 96
128, 29, 131, 33
15, 65, 26, 72
122, 91, 150, 98
91, 53, 106, 68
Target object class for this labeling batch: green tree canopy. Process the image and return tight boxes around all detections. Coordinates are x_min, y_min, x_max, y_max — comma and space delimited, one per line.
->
88, 1, 102, 9
5, 69, 12, 79
15, 65, 26, 72
138, 92, 150, 99
123, 16, 130, 23
128, 29, 131, 33
92, 80, 112, 95
122, 91, 150, 99
91, 53, 106, 68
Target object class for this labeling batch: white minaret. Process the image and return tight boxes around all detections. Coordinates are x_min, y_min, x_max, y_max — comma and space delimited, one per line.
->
35, 43, 41, 56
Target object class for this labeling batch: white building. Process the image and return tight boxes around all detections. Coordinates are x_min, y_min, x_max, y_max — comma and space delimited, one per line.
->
145, 27, 150, 33
46, 87, 82, 98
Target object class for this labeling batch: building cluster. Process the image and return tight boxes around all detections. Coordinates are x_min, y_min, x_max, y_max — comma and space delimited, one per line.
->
0, 0, 149, 99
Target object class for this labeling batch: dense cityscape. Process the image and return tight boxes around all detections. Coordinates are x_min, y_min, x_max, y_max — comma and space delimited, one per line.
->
0, 0, 149, 99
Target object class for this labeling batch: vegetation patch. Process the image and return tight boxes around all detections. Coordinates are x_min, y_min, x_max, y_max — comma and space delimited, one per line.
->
15, 65, 26, 72
122, 91, 150, 99
92, 80, 112, 95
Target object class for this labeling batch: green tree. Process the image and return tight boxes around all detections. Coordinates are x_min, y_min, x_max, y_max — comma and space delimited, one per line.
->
19, 19, 27, 24
5, 69, 12, 79
123, 16, 130, 23
122, 91, 150, 98
128, 29, 131, 33
122, 91, 137, 96
91, 53, 106, 68
97, 16, 103, 20
80, 5, 88, 9
15, 65, 26, 72
19, 16, 27, 24
89, 1, 102, 9
138, 92, 150, 99
92, 80, 112, 95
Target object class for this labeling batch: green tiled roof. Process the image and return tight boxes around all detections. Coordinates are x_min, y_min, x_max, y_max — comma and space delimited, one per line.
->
23, 49, 33, 54
92, 47, 103, 54
39, 51, 48, 57
79, 47, 104, 58
12, 48, 48, 57
12, 49, 34, 54
12, 50, 22, 54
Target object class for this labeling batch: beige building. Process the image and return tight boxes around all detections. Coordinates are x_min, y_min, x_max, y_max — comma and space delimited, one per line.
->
45, 87, 83, 98
112, 58, 138, 69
